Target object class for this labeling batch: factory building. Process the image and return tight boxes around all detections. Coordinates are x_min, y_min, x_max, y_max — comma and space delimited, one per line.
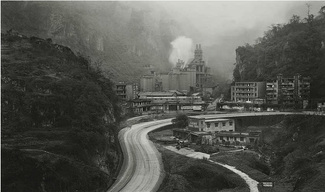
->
139, 65, 162, 92
188, 44, 211, 89
160, 59, 196, 93
140, 44, 212, 93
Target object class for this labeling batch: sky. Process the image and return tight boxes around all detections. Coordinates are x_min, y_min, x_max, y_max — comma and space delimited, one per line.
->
155, 1, 324, 80
160, 1, 323, 44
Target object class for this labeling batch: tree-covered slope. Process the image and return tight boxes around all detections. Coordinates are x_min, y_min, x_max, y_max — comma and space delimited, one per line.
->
259, 115, 325, 191
233, 7, 325, 99
1, 1, 181, 83
1, 32, 122, 191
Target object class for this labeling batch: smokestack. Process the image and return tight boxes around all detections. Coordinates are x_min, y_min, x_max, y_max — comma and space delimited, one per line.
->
199, 44, 201, 50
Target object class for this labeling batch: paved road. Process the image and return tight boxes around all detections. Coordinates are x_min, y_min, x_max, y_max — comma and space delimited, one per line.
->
190, 111, 307, 119
108, 119, 172, 192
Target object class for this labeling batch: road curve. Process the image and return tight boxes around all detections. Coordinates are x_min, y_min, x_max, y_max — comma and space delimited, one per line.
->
108, 119, 172, 192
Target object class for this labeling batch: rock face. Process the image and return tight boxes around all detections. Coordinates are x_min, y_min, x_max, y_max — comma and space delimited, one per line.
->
1, 32, 122, 192
1, 1, 182, 82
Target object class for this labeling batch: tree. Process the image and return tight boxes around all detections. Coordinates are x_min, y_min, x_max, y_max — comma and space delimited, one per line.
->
172, 114, 189, 128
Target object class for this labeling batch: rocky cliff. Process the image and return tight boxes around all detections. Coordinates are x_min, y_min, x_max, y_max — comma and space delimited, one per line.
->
2, 1, 182, 83
1, 32, 121, 191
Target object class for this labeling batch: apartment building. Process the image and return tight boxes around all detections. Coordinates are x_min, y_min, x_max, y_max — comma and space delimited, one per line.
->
116, 82, 127, 100
266, 74, 311, 107
231, 82, 266, 103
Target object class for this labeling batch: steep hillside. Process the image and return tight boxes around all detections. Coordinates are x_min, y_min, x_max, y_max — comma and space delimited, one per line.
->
233, 6, 325, 99
1, 1, 182, 83
258, 115, 325, 191
1, 32, 121, 191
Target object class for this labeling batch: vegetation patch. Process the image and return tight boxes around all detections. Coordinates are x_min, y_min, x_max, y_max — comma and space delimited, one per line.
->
156, 145, 249, 192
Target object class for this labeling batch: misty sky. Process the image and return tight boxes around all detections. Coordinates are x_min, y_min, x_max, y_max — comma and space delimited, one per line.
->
156, 1, 324, 79
160, 1, 324, 45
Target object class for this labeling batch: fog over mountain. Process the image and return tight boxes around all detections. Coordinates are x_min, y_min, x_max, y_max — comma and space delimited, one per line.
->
2, 1, 324, 82
159, 1, 324, 80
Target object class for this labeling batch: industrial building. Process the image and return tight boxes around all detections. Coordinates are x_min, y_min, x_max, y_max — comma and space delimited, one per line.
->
134, 91, 204, 113
139, 65, 162, 92
160, 59, 196, 93
187, 44, 211, 89
140, 44, 212, 93
231, 82, 266, 103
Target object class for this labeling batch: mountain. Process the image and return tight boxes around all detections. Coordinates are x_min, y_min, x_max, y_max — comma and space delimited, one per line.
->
233, 7, 325, 99
1, 1, 182, 83
1, 32, 121, 191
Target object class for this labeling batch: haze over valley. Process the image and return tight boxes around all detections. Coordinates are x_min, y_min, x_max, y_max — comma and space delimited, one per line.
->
2, 1, 325, 192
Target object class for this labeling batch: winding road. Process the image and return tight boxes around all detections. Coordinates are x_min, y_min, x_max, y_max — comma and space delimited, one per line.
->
108, 119, 172, 192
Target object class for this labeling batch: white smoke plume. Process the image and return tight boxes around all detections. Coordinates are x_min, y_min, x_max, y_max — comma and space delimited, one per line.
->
169, 36, 193, 66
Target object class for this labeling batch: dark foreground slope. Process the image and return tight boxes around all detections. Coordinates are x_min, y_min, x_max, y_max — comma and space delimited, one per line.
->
1, 32, 121, 191
264, 115, 325, 191
155, 146, 249, 192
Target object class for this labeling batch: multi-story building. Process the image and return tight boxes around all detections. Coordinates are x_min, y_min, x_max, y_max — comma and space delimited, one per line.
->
116, 82, 127, 100
125, 83, 139, 100
175, 115, 260, 146
116, 82, 139, 101
266, 74, 311, 107
188, 116, 235, 132
231, 82, 266, 103
266, 79, 278, 105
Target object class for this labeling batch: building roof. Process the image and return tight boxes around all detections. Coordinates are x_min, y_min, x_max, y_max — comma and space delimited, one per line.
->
192, 92, 201, 96
116, 82, 126, 86
191, 132, 212, 136
132, 99, 151, 102
138, 92, 176, 97
168, 90, 186, 96
215, 132, 250, 137
205, 118, 231, 122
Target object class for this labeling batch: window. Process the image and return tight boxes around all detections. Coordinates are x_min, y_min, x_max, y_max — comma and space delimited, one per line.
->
206, 123, 210, 128
214, 123, 218, 127
229, 121, 233, 126
222, 122, 226, 126
240, 137, 244, 141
